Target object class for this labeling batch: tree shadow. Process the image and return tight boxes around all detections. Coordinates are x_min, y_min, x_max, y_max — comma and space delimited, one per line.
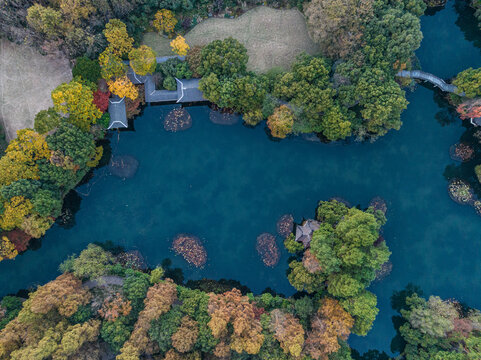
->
454, 0, 481, 50
389, 283, 424, 354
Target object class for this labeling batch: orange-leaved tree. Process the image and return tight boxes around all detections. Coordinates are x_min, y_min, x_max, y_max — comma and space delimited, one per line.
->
208, 289, 264, 355
304, 298, 354, 359
270, 308, 305, 358
118, 279, 177, 359
267, 105, 295, 139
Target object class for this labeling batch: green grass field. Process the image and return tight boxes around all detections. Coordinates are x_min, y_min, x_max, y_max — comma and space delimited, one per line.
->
143, 6, 319, 73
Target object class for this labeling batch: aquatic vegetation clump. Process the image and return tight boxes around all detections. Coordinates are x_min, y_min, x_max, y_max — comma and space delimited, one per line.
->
276, 214, 294, 238
109, 155, 139, 179
448, 179, 474, 204
449, 143, 475, 162
256, 232, 280, 267
164, 108, 192, 132
172, 234, 207, 267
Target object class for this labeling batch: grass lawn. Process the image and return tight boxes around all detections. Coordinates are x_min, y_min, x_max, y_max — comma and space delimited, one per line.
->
0, 40, 71, 140
142, 6, 319, 73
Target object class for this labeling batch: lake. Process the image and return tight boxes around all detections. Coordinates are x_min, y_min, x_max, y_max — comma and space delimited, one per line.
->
1, 0, 481, 354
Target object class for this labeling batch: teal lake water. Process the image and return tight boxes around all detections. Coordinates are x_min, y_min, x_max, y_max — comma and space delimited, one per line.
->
2, 0, 481, 354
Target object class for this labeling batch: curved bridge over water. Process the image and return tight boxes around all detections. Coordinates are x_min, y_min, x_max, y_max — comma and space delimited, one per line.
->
396, 70, 463, 95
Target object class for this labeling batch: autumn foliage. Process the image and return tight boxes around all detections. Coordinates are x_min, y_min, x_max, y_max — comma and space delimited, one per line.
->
456, 98, 481, 120
270, 309, 305, 357
267, 105, 294, 139
208, 289, 264, 355
103, 19, 134, 56
118, 279, 177, 359
153, 9, 177, 35
305, 298, 354, 359
170, 35, 190, 56
93, 89, 111, 112
108, 76, 139, 100
98, 293, 132, 321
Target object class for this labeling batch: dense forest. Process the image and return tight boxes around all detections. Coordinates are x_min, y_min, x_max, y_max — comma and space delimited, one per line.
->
0, 200, 391, 359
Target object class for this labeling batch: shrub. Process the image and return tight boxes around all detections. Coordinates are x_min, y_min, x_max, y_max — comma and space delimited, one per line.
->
34, 108, 61, 134
72, 56, 101, 83
163, 76, 177, 91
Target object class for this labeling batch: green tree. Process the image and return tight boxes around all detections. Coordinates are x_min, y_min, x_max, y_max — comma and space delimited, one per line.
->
60, 244, 114, 279
72, 56, 101, 83
198, 37, 248, 78
34, 108, 61, 134
340, 290, 378, 335
100, 316, 132, 352
453, 67, 481, 98
46, 122, 96, 167
122, 269, 150, 311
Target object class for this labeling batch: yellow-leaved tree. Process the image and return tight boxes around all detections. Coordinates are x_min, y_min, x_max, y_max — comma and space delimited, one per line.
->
98, 49, 126, 81
51, 80, 102, 131
108, 76, 139, 100
0, 196, 34, 231
153, 9, 177, 35
129, 45, 157, 76
170, 35, 189, 56
103, 19, 134, 56
6, 129, 50, 162
0, 236, 18, 261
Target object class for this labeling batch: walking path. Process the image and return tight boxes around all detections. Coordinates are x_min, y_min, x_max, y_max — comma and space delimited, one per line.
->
396, 70, 463, 95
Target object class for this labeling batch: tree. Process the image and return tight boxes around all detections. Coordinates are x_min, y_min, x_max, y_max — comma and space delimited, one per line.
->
171, 316, 199, 353
0, 236, 18, 261
207, 289, 264, 355
198, 38, 248, 78
149, 307, 183, 353
72, 56, 101, 83
103, 19, 133, 56
340, 290, 378, 335
20, 215, 54, 238
170, 35, 190, 56
51, 80, 102, 131
107, 76, 139, 100
186, 46, 204, 78
305, 298, 354, 359
267, 105, 294, 139
270, 309, 305, 358
119, 280, 177, 359
456, 98, 481, 119
153, 9, 177, 35
100, 317, 132, 352
99, 293, 132, 322
34, 108, 61, 134
63, 244, 115, 279
0, 196, 33, 231
453, 67, 481, 98
304, 0, 374, 59
30, 273, 91, 317
93, 89, 111, 113
98, 49, 126, 81
7, 129, 50, 162
32, 189, 62, 217
46, 122, 96, 168
26, 4, 64, 39
129, 45, 157, 76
